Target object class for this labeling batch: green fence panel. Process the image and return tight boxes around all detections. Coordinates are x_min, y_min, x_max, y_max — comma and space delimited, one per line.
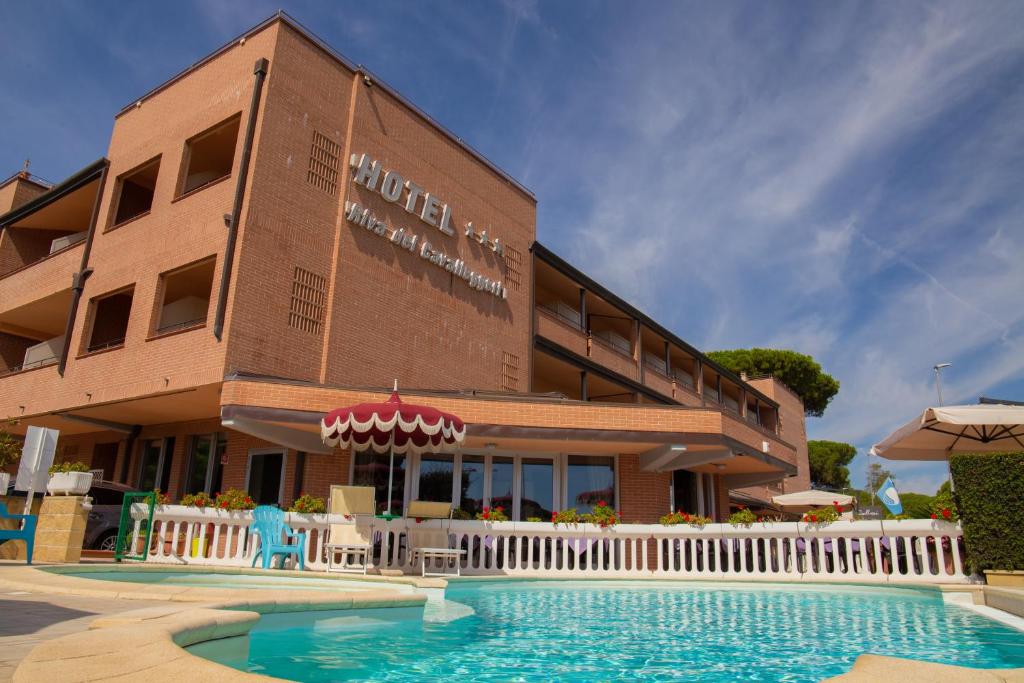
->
114, 492, 155, 562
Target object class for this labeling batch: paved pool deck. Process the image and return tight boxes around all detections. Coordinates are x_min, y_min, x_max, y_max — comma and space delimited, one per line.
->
0, 587, 167, 682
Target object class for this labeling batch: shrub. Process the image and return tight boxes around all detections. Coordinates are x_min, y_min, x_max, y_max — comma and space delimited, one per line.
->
950, 452, 1024, 573
0, 428, 20, 470
452, 508, 472, 520
526, 516, 542, 523
214, 488, 256, 511
476, 505, 508, 522
180, 491, 214, 508
48, 461, 90, 474
929, 487, 958, 523
289, 494, 326, 514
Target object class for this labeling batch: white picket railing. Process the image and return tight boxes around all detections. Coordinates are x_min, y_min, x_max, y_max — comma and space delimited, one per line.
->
131, 505, 970, 584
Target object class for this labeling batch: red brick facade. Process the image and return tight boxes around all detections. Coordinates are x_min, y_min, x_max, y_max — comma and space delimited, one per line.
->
0, 15, 807, 527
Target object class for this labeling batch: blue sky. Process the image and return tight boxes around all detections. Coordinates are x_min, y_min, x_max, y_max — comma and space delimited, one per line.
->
2, 1, 1022, 494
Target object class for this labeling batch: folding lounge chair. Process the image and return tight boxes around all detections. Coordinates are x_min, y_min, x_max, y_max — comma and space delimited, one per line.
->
325, 485, 375, 574
406, 500, 466, 577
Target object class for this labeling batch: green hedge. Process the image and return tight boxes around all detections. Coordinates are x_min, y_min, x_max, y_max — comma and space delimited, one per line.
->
950, 452, 1024, 574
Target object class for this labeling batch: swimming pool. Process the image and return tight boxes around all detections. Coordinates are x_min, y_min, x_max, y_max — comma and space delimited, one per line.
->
189, 580, 1024, 682
43, 567, 414, 593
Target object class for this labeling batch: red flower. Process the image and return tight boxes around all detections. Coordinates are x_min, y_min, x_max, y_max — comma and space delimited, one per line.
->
598, 500, 607, 508
415, 517, 423, 523
810, 514, 818, 522
738, 505, 746, 510
496, 506, 504, 513
757, 516, 763, 523
942, 508, 951, 519
483, 507, 490, 513
930, 513, 937, 519
482, 512, 490, 520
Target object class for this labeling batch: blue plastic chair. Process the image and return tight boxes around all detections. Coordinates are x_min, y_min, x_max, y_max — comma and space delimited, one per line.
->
0, 503, 36, 564
250, 505, 307, 570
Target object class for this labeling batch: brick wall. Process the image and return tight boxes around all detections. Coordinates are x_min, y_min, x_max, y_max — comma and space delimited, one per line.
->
617, 453, 670, 524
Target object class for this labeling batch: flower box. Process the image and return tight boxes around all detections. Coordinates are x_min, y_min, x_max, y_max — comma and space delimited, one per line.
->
984, 570, 1024, 588
47, 471, 93, 496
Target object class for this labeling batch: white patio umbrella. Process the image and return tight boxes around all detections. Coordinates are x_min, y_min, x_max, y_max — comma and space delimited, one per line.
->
871, 403, 1024, 461
771, 490, 854, 511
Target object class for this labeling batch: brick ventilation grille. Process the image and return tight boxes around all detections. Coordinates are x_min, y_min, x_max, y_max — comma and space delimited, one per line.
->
307, 131, 341, 195
501, 352, 520, 392
503, 245, 523, 291
289, 267, 327, 335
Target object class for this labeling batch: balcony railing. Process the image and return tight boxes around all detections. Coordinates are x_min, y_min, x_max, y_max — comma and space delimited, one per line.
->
86, 337, 125, 354
133, 505, 968, 584
0, 356, 58, 377
155, 317, 206, 335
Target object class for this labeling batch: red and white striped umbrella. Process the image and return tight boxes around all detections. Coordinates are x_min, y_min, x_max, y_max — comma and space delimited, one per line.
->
320, 384, 466, 514
320, 389, 465, 454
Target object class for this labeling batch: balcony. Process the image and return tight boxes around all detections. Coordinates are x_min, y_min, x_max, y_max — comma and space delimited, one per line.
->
0, 240, 82, 315
534, 306, 587, 358
0, 289, 71, 375
589, 334, 638, 381
642, 365, 674, 398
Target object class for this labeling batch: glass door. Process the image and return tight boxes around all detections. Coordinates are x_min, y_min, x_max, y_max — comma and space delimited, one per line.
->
247, 450, 285, 506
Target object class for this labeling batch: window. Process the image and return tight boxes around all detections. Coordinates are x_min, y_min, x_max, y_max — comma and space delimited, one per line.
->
490, 456, 514, 513
457, 454, 485, 517
246, 449, 286, 506
89, 485, 125, 507
179, 115, 240, 195
184, 433, 226, 495
111, 157, 160, 226
417, 453, 454, 502
353, 450, 406, 515
155, 258, 215, 334
137, 437, 174, 492
566, 456, 615, 514
289, 267, 326, 334
86, 287, 134, 353
520, 458, 554, 521
307, 131, 341, 195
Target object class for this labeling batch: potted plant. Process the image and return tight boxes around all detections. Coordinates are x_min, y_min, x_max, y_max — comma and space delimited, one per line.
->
289, 493, 326, 514
47, 461, 93, 495
476, 505, 508, 522
0, 428, 20, 494
582, 500, 621, 528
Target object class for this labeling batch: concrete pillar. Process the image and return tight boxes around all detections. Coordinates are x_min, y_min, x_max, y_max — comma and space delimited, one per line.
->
33, 496, 89, 563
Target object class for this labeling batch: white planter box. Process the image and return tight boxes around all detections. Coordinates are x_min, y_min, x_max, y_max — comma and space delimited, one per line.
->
47, 471, 93, 496
0, 472, 10, 493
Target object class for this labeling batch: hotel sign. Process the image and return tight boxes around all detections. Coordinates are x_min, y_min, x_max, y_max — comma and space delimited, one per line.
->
345, 153, 507, 299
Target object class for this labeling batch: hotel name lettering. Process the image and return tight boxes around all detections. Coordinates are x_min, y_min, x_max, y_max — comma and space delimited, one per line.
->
345, 153, 508, 300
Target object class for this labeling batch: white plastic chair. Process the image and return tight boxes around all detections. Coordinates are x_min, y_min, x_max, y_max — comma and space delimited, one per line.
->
325, 485, 375, 574
406, 500, 466, 577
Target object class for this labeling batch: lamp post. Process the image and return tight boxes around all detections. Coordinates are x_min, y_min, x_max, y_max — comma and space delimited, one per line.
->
933, 363, 951, 406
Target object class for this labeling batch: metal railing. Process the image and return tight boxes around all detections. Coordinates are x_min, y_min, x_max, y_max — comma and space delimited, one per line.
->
133, 506, 970, 584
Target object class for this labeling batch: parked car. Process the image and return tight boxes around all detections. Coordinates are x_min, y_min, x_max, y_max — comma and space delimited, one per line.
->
84, 480, 136, 551
4, 478, 135, 551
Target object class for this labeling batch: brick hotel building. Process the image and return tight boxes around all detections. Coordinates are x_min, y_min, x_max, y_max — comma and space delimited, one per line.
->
0, 13, 809, 525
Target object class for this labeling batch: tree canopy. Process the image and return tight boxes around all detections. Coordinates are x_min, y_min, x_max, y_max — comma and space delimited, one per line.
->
705, 348, 839, 417
807, 440, 856, 489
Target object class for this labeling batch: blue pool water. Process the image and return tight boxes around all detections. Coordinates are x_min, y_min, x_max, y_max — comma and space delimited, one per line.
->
191, 581, 1024, 682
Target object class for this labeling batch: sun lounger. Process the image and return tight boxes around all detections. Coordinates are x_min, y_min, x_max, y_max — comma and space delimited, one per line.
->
406, 500, 466, 577
325, 485, 375, 574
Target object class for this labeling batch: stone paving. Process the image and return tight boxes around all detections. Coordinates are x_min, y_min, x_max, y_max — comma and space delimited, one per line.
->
0, 586, 164, 682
